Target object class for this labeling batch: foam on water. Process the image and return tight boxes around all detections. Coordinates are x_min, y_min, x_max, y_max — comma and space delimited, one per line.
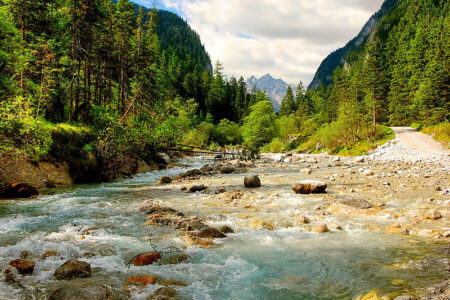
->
0, 156, 447, 299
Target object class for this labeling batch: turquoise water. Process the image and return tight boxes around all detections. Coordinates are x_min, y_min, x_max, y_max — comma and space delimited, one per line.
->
0, 158, 446, 299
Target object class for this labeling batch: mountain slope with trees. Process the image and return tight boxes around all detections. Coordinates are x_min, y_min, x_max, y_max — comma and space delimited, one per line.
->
308, 0, 401, 90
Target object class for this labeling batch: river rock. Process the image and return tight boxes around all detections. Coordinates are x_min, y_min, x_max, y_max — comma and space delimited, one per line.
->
158, 176, 172, 185
219, 225, 234, 234
270, 154, 285, 162
298, 216, 310, 224
157, 152, 171, 164
354, 157, 365, 163
188, 185, 207, 193
339, 198, 373, 209
42, 251, 59, 259
162, 253, 190, 265
301, 168, 312, 175
422, 280, 450, 300
314, 224, 329, 233
3, 182, 39, 199
431, 209, 442, 220
147, 287, 178, 300
244, 174, 261, 188
54, 260, 91, 280
362, 169, 374, 176
131, 252, 162, 266
195, 227, 226, 239
292, 180, 327, 194
9, 259, 35, 275
49, 284, 111, 300
219, 166, 235, 174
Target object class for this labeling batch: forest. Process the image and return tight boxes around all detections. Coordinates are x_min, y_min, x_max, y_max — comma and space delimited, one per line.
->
0, 0, 448, 169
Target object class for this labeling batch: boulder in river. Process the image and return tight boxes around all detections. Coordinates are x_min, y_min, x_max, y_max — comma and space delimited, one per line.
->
49, 284, 111, 300
54, 260, 91, 280
147, 287, 178, 300
361, 169, 374, 176
9, 259, 35, 275
219, 166, 235, 174
161, 253, 191, 265
158, 176, 172, 185
244, 174, 261, 188
431, 209, 442, 220
188, 185, 207, 193
219, 225, 234, 234
292, 180, 327, 194
131, 252, 162, 266
300, 168, 312, 175
2, 182, 39, 199
195, 227, 226, 239
156, 152, 171, 165
314, 224, 329, 233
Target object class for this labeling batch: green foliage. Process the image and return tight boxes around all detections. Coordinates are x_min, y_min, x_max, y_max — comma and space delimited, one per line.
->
214, 119, 242, 146
422, 122, 450, 149
260, 138, 287, 153
242, 100, 276, 151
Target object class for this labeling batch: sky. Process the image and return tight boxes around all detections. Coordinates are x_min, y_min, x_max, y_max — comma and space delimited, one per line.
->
133, 0, 384, 85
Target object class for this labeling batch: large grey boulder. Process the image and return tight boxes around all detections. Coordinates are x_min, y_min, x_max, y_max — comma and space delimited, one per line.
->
54, 260, 91, 280
49, 284, 111, 300
292, 180, 327, 194
244, 174, 261, 188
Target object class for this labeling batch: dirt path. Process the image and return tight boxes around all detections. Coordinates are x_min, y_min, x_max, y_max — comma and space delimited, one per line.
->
369, 127, 449, 165
391, 127, 449, 156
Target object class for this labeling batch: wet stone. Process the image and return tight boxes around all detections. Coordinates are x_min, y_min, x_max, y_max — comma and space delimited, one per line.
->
49, 284, 111, 300
161, 253, 191, 265
147, 287, 178, 300
9, 259, 35, 275
338, 198, 373, 209
188, 185, 207, 193
244, 174, 261, 188
292, 180, 327, 194
54, 260, 91, 280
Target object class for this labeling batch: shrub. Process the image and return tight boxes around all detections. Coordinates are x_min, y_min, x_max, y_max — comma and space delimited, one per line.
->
242, 100, 276, 151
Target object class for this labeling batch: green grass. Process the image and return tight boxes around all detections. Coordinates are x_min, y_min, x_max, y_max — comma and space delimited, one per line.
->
298, 125, 395, 156
422, 122, 450, 149
0, 118, 95, 162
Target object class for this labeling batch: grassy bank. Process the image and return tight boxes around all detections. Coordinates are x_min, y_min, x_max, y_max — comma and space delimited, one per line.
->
421, 122, 450, 149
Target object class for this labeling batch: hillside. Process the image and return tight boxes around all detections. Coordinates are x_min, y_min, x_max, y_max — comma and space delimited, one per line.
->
122, 2, 213, 72
308, 0, 401, 90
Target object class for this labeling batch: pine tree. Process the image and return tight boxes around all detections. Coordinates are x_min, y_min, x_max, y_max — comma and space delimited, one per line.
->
279, 86, 295, 116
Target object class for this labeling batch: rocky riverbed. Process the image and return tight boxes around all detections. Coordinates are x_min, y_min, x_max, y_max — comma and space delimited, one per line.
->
0, 147, 448, 299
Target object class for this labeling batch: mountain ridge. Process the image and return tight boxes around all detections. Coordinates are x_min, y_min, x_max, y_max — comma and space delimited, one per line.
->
246, 73, 295, 112
308, 0, 401, 90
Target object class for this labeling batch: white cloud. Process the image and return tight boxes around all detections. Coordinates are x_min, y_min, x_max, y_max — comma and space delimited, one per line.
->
160, 0, 384, 84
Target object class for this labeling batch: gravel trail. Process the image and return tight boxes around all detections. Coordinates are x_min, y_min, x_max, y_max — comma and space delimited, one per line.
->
369, 127, 449, 166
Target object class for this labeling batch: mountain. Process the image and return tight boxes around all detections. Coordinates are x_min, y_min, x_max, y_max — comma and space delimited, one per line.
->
308, 0, 401, 90
128, 2, 212, 72
246, 74, 294, 111
156, 10, 212, 72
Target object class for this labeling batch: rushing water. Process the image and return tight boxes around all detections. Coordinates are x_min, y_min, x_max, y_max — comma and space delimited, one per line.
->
0, 157, 446, 299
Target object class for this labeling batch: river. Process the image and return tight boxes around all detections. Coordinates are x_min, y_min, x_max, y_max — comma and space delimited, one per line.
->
0, 156, 447, 299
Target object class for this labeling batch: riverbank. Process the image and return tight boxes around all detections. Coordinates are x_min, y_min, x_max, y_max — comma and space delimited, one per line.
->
0, 152, 170, 199
0, 149, 448, 299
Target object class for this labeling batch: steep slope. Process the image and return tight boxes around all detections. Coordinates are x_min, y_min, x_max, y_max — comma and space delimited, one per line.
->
246, 74, 294, 111
156, 10, 212, 72
128, 2, 212, 72
308, 0, 401, 90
